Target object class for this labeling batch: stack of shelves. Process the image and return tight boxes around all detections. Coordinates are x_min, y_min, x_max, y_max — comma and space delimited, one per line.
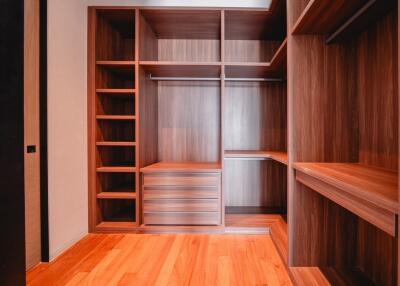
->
89, 9, 138, 231
285, 1, 399, 285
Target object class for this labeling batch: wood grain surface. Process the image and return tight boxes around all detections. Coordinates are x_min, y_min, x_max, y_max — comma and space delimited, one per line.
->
27, 233, 292, 286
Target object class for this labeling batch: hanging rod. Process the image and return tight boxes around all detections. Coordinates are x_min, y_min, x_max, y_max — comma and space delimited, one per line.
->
149, 74, 284, 82
225, 78, 284, 82
149, 75, 220, 81
224, 157, 272, 161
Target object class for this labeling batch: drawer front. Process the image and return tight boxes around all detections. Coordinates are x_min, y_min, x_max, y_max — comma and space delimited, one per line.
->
143, 212, 220, 225
143, 186, 219, 200
143, 199, 220, 212
143, 173, 220, 187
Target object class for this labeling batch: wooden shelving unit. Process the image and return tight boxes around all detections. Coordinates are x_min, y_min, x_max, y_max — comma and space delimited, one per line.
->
87, 3, 399, 285
292, 0, 396, 43
287, 1, 399, 285
223, 5, 288, 222
224, 150, 288, 165
294, 163, 398, 236
88, 8, 139, 233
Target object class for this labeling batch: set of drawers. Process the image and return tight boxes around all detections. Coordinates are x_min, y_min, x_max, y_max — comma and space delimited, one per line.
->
142, 172, 222, 225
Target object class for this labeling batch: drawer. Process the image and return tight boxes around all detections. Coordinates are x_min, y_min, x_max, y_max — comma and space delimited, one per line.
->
143, 199, 220, 212
143, 186, 219, 199
143, 212, 221, 225
143, 173, 220, 187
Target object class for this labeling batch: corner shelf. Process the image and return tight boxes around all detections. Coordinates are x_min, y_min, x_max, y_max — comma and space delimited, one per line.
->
224, 150, 288, 165
291, 0, 396, 43
270, 38, 287, 70
293, 162, 398, 236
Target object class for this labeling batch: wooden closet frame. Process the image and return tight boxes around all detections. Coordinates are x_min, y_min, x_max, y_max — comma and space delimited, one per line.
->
87, 1, 400, 285
88, 3, 288, 233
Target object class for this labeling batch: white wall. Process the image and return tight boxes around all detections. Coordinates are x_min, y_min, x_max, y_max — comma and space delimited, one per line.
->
47, 0, 270, 260
48, 0, 88, 260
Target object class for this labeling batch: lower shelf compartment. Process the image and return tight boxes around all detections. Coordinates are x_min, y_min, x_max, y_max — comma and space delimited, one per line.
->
95, 221, 137, 232
293, 162, 398, 236
99, 199, 136, 223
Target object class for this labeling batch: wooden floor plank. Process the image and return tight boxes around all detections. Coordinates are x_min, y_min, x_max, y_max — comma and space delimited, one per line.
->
27, 233, 292, 286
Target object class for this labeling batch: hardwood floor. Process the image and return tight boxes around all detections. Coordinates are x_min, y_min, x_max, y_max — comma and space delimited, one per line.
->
27, 233, 292, 286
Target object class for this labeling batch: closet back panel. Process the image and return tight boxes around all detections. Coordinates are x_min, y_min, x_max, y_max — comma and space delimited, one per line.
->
96, 10, 135, 61
289, 35, 358, 163
224, 160, 286, 208
357, 10, 398, 170
157, 81, 221, 162
224, 40, 281, 62
158, 39, 220, 62
224, 82, 287, 151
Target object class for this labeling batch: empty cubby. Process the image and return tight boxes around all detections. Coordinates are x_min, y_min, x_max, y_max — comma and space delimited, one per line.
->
96, 9, 135, 61
97, 120, 135, 142
96, 65, 135, 89
96, 93, 135, 116
99, 199, 136, 222
224, 8, 286, 63
96, 172, 136, 193
139, 9, 221, 62
96, 146, 135, 168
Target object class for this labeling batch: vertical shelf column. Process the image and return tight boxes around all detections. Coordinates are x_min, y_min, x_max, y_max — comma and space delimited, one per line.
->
220, 9, 226, 226
88, 8, 138, 232
134, 8, 140, 226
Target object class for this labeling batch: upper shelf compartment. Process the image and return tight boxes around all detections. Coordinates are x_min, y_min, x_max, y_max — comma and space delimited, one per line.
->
96, 9, 135, 61
139, 9, 221, 62
291, 0, 396, 43
224, 3, 286, 63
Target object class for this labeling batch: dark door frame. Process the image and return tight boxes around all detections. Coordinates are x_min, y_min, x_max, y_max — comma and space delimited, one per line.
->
39, 0, 49, 263
0, 0, 26, 285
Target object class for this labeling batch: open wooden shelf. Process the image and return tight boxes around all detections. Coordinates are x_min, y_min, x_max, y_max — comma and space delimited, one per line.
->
140, 61, 221, 78
96, 88, 136, 94
96, 141, 136, 146
291, 0, 396, 43
96, 167, 137, 173
293, 163, 398, 236
140, 162, 222, 173
96, 115, 136, 120
97, 192, 136, 199
95, 221, 137, 232
270, 38, 287, 70
96, 60, 135, 67
224, 62, 284, 79
224, 150, 288, 165
225, 7, 286, 41
140, 9, 221, 40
